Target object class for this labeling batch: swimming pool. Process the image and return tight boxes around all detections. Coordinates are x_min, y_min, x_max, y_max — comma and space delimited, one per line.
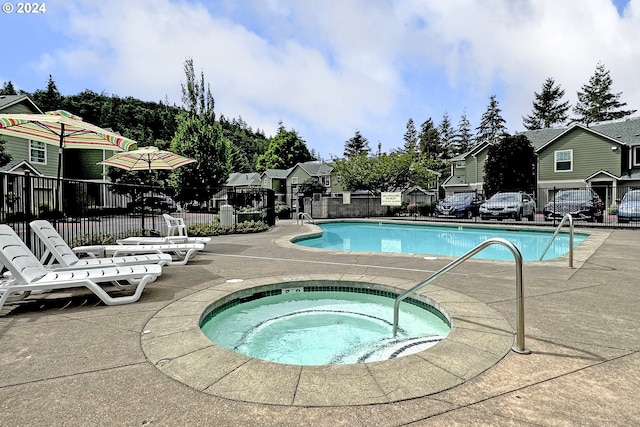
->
294, 221, 587, 261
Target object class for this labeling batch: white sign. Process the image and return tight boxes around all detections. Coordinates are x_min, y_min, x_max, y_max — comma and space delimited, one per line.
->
342, 191, 351, 204
381, 192, 402, 206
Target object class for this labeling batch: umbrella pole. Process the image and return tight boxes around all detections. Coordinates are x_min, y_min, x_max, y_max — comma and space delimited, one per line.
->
55, 125, 64, 213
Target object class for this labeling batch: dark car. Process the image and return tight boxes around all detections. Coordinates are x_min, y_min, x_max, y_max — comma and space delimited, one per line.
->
128, 196, 177, 214
543, 189, 604, 222
435, 192, 484, 219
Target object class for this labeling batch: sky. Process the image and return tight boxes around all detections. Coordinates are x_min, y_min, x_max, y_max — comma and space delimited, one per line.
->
1, 0, 639, 160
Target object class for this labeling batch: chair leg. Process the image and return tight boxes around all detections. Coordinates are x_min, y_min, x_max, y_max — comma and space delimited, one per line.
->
83, 275, 155, 306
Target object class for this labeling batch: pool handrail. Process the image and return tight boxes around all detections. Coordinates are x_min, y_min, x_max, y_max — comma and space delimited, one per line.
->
392, 237, 530, 354
296, 212, 314, 225
539, 213, 574, 267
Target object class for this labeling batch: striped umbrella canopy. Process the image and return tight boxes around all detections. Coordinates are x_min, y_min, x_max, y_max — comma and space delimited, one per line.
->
98, 146, 196, 171
0, 110, 137, 151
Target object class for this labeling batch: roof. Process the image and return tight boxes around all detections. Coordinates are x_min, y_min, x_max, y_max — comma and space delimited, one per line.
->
441, 174, 468, 187
0, 159, 43, 175
0, 94, 43, 113
226, 172, 262, 187
523, 116, 640, 151
262, 168, 290, 179
296, 161, 333, 176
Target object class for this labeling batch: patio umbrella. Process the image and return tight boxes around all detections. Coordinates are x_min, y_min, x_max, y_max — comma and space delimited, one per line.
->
0, 110, 138, 210
98, 146, 196, 232
98, 146, 195, 171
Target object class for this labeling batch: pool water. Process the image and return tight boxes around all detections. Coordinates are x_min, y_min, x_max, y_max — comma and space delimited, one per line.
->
200, 289, 450, 365
294, 221, 587, 261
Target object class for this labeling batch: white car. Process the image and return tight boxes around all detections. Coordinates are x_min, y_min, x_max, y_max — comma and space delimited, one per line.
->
480, 192, 536, 221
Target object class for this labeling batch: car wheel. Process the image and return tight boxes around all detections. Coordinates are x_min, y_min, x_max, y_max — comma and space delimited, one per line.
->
514, 210, 522, 221
466, 210, 473, 219
596, 211, 604, 223
527, 212, 535, 221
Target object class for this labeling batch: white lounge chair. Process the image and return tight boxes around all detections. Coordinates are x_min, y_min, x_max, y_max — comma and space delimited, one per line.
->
116, 235, 211, 245
0, 225, 162, 313
30, 220, 173, 268
72, 241, 204, 266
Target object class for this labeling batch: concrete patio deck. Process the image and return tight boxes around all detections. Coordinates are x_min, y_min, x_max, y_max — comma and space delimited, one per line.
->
1, 219, 639, 426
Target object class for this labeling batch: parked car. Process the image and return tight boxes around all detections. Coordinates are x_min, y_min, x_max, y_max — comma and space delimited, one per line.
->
479, 192, 536, 221
616, 189, 640, 223
128, 196, 177, 214
434, 192, 484, 219
543, 189, 604, 222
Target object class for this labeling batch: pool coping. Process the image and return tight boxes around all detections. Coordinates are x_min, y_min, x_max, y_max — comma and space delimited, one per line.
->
141, 273, 514, 407
277, 219, 610, 268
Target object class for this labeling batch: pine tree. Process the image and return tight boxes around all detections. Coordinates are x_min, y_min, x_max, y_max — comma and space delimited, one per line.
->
476, 95, 507, 145
418, 118, 440, 160
32, 75, 63, 112
343, 130, 370, 158
0, 81, 17, 95
402, 118, 418, 157
452, 109, 473, 155
573, 62, 637, 125
438, 112, 455, 159
522, 77, 570, 130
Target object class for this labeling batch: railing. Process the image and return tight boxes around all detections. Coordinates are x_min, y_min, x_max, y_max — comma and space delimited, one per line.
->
296, 212, 314, 225
539, 213, 574, 267
392, 237, 530, 354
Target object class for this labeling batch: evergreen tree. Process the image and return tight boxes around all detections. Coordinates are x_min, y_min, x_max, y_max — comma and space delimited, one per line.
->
32, 75, 63, 112
483, 134, 536, 197
452, 110, 473, 155
475, 95, 507, 145
402, 118, 418, 157
522, 77, 570, 130
438, 112, 455, 159
343, 130, 370, 158
0, 81, 17, 95
573, 62, 637, 125
418, 118, 440, 160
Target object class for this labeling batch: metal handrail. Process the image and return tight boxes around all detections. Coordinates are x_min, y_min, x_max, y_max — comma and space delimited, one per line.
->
296, 212, 314, 225
539, 214, 574, 267
392, 237, 530, 354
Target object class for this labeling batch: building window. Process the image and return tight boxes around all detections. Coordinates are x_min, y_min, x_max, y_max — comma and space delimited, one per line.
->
633, 146, 640, 167
554, 150, 572, 172
321, 175, 331, 187
30, 140, 46, 164
292, 177, 298, 185
455, 161, 465, 169
263, 177, 268, 187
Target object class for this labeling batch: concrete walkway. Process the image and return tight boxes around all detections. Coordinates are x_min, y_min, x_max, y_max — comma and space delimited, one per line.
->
1, 220, 639, 426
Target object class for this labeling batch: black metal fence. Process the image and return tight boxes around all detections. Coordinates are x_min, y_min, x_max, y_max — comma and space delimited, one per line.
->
1, 171, 275, 246
300, 186, 640, 228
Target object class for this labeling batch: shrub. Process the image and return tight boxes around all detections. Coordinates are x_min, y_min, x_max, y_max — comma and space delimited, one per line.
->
417, 202, 435, 216
275, 203, 291, 219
